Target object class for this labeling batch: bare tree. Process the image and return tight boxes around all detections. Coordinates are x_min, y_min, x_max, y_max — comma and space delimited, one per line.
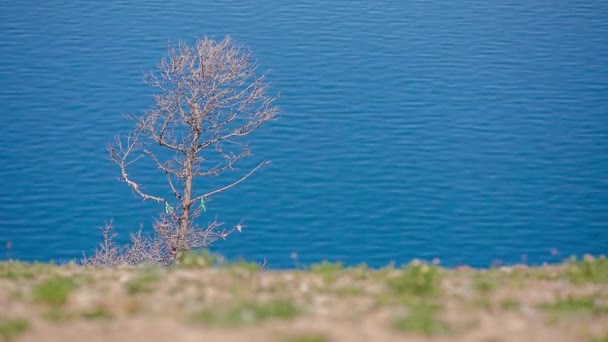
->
85, 36, 279, 265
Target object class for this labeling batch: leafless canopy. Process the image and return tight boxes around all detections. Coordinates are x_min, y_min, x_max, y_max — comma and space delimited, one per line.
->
83, 36, 279, 266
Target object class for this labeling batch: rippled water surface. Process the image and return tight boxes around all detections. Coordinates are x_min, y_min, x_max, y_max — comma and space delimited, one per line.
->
1, 0, 607, 268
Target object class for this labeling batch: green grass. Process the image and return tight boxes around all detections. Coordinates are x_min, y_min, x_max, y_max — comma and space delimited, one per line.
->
392, 303, 448, 336
310, 261, 344, 284
385, 262, 447, 335
0, 270, 35, 280
282, 333, 328, 342
351, 263, 370, 280
481, 337, 503, 342
590, 334, 608, 342
387, 261, 441, 299
474, 278, 495, 295
125, 271, 161, 295
0, 320, 29, 342
563, 255, 608, 284
43, 308, 74, 322
178, 249, 222, 268
335, 286, 365, 297
474, 297, 493, 311
541, 296, 608, 316
191, 299, 299, 327
81, 309, 114, 320
499, 299, 520, 311
9, 290, 23, 301
228, 259, 261, 272
32, 277, 77, 306
0, 262, 43, 280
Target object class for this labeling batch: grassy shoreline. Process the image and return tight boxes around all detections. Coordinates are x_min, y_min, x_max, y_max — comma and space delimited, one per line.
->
1, 253, 607, 342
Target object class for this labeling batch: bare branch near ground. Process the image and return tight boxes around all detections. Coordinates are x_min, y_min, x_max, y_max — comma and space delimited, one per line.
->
82, 221, 172, 267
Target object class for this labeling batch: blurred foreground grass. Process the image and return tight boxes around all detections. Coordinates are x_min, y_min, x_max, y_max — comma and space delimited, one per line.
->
0, 252, 607, 342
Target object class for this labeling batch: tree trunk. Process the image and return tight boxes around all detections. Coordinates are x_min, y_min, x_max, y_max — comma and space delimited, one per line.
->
178, 156, 193, 253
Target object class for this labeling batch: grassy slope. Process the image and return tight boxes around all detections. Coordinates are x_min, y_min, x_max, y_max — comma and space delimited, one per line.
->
1, 253, 607, 342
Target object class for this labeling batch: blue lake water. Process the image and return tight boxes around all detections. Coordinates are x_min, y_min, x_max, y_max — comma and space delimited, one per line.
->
1, 0, 607, 268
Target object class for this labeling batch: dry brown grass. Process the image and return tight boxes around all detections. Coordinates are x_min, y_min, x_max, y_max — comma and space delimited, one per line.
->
1, 255, 607, 342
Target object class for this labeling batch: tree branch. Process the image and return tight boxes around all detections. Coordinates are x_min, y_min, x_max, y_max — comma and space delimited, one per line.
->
109, 132, 181, 223
193, 161, 270, 204
144, 149, 182, 200
109, 133, 163, 203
